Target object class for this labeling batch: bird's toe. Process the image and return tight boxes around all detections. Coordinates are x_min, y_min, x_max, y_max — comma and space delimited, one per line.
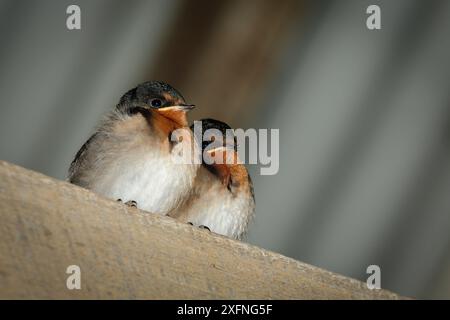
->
124, 200, 138, 208
199, 225, 211, 232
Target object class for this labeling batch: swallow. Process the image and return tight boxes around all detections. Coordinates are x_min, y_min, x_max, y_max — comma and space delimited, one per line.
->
68, 81, 199, 215
169, 119, 255, 240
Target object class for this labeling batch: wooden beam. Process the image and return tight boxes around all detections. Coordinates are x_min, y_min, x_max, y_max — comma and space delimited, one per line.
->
0, 160, 404, 299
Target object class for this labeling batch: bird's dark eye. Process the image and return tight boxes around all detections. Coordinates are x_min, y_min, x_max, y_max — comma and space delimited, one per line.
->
149, 98, 163, 108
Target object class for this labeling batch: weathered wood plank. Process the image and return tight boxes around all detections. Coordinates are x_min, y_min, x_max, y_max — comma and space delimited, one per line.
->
0, 160, 403, 299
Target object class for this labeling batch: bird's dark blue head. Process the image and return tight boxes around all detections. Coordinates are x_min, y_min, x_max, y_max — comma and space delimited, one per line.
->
119, 81, 189, 107
117, 81, 195, 126
190, 118, 237, 153
191, 119, 250, 194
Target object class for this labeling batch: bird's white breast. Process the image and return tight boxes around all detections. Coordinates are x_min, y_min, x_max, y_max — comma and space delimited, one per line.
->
175, 167, 255, 239
92, 149, 197, 214
84, 113, 199, 215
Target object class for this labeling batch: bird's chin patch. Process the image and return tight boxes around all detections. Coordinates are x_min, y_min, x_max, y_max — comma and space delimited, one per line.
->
156, 108, 188, 127
208, 163, 231, 189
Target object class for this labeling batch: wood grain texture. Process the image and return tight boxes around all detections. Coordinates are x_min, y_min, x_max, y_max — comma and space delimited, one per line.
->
0, 160, 404, 299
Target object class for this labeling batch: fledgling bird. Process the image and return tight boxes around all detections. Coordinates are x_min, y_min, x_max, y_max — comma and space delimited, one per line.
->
68, 81, 199, 215
169, 119, 255, 240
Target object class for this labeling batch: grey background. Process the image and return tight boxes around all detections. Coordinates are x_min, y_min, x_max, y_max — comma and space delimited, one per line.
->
0, 0, 449, 298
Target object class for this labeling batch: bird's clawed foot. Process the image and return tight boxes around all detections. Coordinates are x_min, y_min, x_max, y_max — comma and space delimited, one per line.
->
199, 225, 211, 232
187, 222, 211, 232
125, 200, 138, 208
117, 199, 138, 208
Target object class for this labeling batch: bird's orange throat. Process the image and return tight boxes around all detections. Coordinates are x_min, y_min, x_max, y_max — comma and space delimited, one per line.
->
156, 109, 189, 128
209, 163, 231, 188
210, 162, 249, 193
115, 109, 190, 150
150, 109, 189, 138
204, 148, 249, 191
